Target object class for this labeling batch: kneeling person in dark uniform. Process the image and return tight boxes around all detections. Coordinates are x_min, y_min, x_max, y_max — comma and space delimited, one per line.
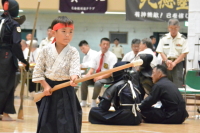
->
139, 65, 188, 124
89, 61, 142, 125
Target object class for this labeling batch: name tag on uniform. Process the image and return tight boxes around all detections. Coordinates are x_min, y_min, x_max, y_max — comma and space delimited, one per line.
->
164, 44, 169, 46
104, 63, 109, 69
176, 44, 182, 47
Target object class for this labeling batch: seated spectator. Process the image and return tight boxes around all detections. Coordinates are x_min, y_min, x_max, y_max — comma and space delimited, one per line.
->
79, 40, 97, 68
26, 40, 41, 97
122, 39, 140, 62
20, 39, 29, 59
80, 38, 117, 107
26, 40, 40, 63
137, 38, 158, 68
139, 65, 189, 124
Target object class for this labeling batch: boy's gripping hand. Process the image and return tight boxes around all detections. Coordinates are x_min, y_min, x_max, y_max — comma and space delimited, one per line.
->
43, 82, 52, 96
70, 75, 79, 87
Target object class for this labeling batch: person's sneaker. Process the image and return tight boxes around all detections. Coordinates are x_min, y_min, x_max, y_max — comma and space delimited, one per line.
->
80, 101, 87, 107
90, 100, 97, 108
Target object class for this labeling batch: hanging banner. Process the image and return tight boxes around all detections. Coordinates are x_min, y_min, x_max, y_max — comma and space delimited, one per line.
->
59, 0, 107, 13
126, 0, 188, 22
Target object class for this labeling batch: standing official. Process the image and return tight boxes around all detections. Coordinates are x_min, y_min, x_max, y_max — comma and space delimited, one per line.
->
20, 40, 29, 59
0, 0, 29, 121
111, 38, 124, 62
80, 38, 117, 107
39, 26, 54, 49
150, 35, 156, 52
156, 18, 189, 87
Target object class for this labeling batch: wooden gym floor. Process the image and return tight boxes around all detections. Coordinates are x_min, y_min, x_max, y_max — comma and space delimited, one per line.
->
0, 84, 200, 133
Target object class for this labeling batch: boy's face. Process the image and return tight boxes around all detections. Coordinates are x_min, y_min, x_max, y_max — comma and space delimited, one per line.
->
52, 27, 74, 46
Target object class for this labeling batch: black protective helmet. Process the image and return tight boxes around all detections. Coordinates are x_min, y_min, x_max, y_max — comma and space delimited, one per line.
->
2, 0, 26, 25
112, 61, 132, 82
2, 0, 19, 17
139, 54, 153, 77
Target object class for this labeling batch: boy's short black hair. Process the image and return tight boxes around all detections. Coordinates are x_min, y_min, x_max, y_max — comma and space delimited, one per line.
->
131, 39, 141, 45
79, 40, 88, 47
154, 65, 167, 75
114, 38, 119, 41
51, 16, 73, 30
101, 38, 110, 43
150, 35, 156, 39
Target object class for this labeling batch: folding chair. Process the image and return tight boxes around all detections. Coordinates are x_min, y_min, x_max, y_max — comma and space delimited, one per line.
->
179, 70, 200, 118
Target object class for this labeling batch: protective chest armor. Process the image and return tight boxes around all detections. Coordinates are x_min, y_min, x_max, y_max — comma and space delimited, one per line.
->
0, 17, 14, 45
99, 80, 141, 112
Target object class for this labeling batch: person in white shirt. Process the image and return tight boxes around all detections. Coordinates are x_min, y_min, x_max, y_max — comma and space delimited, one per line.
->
122, 39, 140, 62
78, 40, 98, 68
111, 38, 124, 62
39, 27, 54, 49
156, 18, 189, 87
80, 38, 117, 107
26, 40, 40, 63
137, 38, 158, 68
20, 39, 29, 59
26, 40, 40, 94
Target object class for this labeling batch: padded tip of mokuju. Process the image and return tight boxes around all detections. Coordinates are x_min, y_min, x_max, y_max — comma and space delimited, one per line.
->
131, 59, 143, 66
